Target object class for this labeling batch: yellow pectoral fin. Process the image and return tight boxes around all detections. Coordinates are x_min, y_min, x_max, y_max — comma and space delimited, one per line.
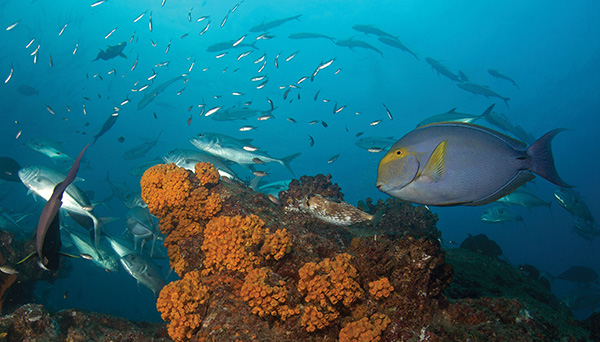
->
421, 140, 447, 182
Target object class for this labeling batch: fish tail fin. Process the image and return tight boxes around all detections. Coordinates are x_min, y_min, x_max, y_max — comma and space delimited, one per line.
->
90, 215, 102, 247
479, 103, 495, 121
371, 210, 384, 227
249, 175, 262, 191
503, 97, 510, 108
294, 14, 302, 21
279, 152, 301, 177
527, 128, 572, 188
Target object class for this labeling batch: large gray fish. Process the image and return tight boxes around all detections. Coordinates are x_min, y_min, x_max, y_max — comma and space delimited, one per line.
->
17, 85, 39, 96
249, 14, 301, 32
94, 42, 127, 61
162, 148, 238, 180
488, 69, 519, 89
126, 206, 159, 257
482, 111, 536, 144
120, 253, 165, 297
63, 226, 119, 273
104, 233, 135, 258
298, 194, 375, 226
554, 188, 594, 222
355, 136, 396, 151
481, 205, 524, 224
376, 122, 571, 206
190, 132, 300, 176
249, 177, 290, 197
0, 210, 28, 237
206, 40, 257, 52
25, 138, 74, 163
562, 285, 600, 310
456, 82, 510, 108
573, 217, 599, 241
416, 104, 494, 128
425, 57, 460, 82
496, 187, 551, 208
210, 106, 274, 121
352, 25, 396, 39
137, 75, 185, 110
18, 165, 103, 247
123, 132, 161, 160
129, 158, 163, 176
335, 38, 383, 56
377, 36, 418, 60
288, 32, 335, 42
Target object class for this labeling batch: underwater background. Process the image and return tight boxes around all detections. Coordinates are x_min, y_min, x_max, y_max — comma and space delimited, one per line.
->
0, 0, 598, 331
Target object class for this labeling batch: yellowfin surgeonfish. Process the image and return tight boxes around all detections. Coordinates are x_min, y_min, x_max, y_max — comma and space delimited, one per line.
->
377, 118, 571, 206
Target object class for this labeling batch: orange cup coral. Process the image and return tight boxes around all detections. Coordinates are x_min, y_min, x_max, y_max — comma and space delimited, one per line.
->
156, 270, 210, 342
368, 277, 394, 300
338, 313, 390, 342
240, 267, 299, 320
141, 163, 192, 218
260, 228, 292, 261
298, 253, 363, 332
201, 214, 266, 275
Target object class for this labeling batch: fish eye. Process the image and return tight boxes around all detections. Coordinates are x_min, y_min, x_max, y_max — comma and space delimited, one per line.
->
395, 150, 403, 156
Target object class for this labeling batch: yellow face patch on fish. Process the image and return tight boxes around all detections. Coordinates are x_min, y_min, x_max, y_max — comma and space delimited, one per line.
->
378, 146, 413, 168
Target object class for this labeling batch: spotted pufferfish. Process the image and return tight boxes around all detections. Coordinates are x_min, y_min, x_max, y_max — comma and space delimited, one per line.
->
298, 193, 377, 226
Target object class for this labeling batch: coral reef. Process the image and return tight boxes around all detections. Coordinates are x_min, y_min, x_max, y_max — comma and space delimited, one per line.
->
201, 214, 265, 275
0, 303, 169, 341
338, 313, 390, 342
279, 174, 343, 208
156, 270, 209, 342
136, 164, 592, 341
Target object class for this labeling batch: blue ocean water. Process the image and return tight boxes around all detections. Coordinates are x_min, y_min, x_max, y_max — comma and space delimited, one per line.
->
0, 0, 598, 322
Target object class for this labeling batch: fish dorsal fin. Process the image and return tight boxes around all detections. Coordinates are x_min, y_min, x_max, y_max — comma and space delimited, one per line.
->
240, 138, 254, 145
447, 108, 457, 113
420, 140, 447, 182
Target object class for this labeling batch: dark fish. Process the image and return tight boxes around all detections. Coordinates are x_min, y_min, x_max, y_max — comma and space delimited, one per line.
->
289, 32, 336, 42
460, 234, 502, 257
425, 57, 460, 82
17, 85, 39, 96
377, 36, 418, 60
0, 157, 21, 182
552, 266, 598, 284
488, 69, 519, 89
93, 113, 118, 145
308, 135, 314, 147
249, 15, 302, 32
377, 123, 571, 206
93, 42, 127, 61
314, 90, 320, 101
321, 121, 328, 128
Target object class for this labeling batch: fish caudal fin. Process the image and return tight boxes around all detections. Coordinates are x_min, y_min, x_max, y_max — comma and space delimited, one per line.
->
503, 97, 510, 109
279, 152, 301, 177
479, 103, 495, 121
527, 129, 572, 188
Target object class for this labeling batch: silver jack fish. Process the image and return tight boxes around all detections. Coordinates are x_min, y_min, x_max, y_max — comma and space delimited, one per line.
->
18, 165, 103, 245
190, 132, 300, 176
377, 122, 571, 206
120, 253, 165, 298
299, 194, 375, 226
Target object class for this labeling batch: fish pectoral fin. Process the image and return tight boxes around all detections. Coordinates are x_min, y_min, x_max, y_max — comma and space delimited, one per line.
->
420, 140, 447, 182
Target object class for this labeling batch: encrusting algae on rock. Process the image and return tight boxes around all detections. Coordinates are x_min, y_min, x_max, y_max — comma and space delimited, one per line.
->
139, 165, 592, 341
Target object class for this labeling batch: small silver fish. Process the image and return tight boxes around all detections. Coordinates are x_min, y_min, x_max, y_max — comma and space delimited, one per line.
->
299, 194, 374, 226
0, 266, 18, 275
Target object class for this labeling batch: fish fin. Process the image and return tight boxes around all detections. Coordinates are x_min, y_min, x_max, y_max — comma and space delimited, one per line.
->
527, 129, 572, 188
370, 210, 384, 227
447, 108, 457, 113
420, 140, 447, 182
16, 251, 36, 264
280, 152, 301, 177
503, 97, 510, 108
119, 52, 127, 59
479, 104, 495, 121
